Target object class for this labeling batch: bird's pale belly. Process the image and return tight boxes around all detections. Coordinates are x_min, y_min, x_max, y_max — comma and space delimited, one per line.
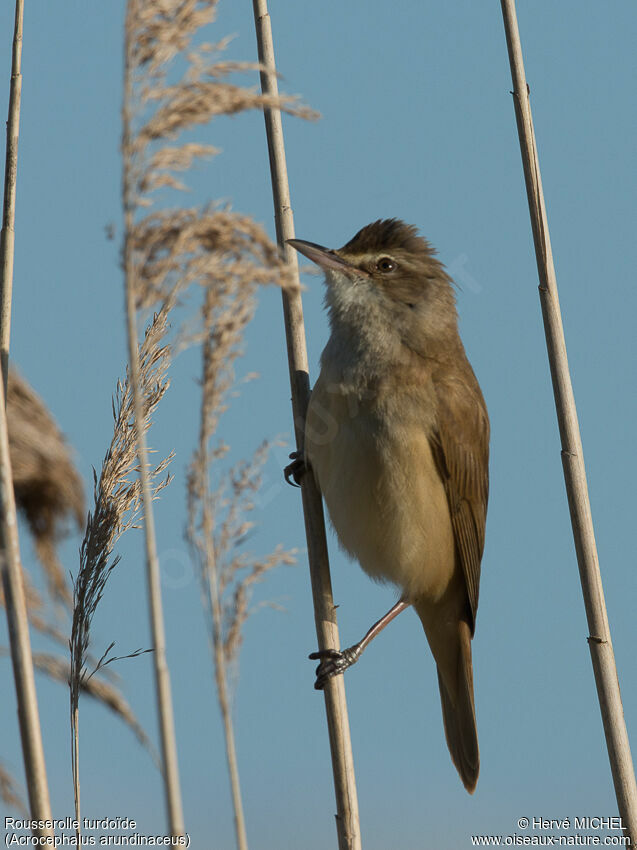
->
305, 385, 456, 604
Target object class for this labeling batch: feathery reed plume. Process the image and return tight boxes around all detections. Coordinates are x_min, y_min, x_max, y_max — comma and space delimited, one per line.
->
1, 368, 147, 772
69, 305, 172, 835
192, 442, 296, 672
123, 0, 311, 312
122, 0, 313, 836
7, 368, 84, 607
124, 0, 314, 209
131, 206, 292, 314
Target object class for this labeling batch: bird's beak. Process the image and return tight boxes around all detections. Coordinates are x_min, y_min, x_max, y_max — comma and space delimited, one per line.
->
287, 239, 361, 276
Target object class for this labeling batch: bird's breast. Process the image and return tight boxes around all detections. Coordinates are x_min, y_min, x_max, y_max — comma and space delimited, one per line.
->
305, 367, 456, 603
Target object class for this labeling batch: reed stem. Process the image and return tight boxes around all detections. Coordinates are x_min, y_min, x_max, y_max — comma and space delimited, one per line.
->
0, 2, 53, 834
252, 3, 362, 847
122, 6, 185, 834
500, 1, 637, 841
0, 0, 23, 392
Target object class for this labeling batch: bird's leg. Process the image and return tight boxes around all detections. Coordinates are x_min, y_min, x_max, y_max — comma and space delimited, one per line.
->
310, 599, 410, 690
284, 450, 306, 487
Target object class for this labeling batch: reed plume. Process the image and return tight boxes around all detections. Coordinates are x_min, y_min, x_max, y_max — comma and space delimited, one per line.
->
0, 368, 152, 814
69, 305, 172, 832
7, 368, 84, 607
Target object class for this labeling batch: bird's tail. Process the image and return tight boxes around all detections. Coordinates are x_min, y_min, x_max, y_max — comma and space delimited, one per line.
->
436, 619, 479, 793
414, 592, 479, 793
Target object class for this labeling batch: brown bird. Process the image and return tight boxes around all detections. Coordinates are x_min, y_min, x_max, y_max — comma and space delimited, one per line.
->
287, 219, 489, 793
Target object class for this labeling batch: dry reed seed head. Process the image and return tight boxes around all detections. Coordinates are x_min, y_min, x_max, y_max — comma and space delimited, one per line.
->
222, 545, 297, 664
208, 442, 296, 660
137, 82, 314, 151
124, 4, 306, 317
7, 368, 85, 607
139, 143, 219, 195
187, 432, 296, 668
194, 287, 259, 443
129, 208, 291, 309
128, 0, 219, 73
124, 0, 311, 300
70, 306, 174, 711
126, 1, 316, 198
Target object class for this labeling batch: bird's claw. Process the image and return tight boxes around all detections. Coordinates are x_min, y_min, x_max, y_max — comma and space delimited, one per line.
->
284, 450, 306, 487
309, 645, 362, 690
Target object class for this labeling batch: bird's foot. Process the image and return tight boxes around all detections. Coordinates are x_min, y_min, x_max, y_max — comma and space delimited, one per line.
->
284, 451, 306, 487
309, 644, 363, 690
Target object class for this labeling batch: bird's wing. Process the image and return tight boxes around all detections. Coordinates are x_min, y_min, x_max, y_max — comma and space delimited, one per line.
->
430, 367, 489, 634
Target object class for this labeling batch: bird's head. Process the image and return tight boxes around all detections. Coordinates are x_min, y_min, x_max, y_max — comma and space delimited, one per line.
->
288, 219, 457, 347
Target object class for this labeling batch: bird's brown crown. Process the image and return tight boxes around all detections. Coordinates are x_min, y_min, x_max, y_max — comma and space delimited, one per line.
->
340, 218, 435, 259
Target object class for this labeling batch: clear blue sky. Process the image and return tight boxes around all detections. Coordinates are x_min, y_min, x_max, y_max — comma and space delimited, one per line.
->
1, 2, 636, 848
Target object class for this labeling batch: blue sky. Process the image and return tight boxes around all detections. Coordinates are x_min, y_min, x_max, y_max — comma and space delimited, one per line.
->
1, 2, 636, 848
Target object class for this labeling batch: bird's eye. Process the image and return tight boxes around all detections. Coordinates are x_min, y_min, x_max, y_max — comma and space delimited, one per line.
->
376, 257, 397, 273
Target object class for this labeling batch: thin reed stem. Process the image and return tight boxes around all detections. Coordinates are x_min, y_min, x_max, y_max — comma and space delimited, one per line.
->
0, 1, 53, 834
201, 477, 248, 850
72, 707, 80, 842
123, 213, 185, 843
122, 10, 184, 836
192, 299, 249, 850
0, 0, 23, 392
251, 3, 361, 848
499, 1, 637, 841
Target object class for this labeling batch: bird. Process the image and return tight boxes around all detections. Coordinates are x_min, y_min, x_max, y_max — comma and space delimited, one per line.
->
286, 219, 489, 793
